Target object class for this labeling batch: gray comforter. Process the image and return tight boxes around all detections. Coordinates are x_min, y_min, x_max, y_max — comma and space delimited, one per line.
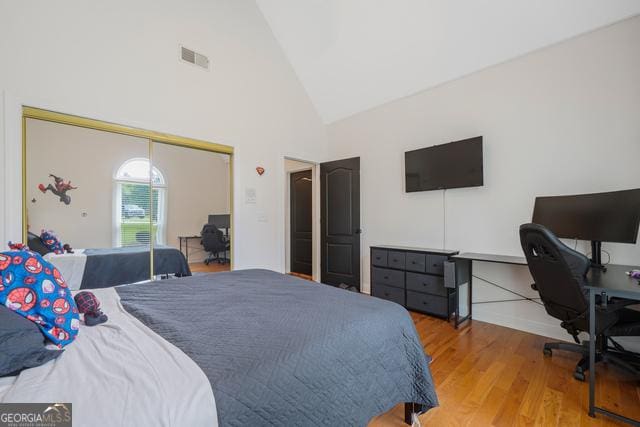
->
116, 269, 437, 426
81, 245, 190, 288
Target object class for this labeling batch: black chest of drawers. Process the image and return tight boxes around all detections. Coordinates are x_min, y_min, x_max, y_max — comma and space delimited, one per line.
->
370, 245, 459, 319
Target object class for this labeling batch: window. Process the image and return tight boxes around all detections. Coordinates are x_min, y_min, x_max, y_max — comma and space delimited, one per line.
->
114, 158, 166, 247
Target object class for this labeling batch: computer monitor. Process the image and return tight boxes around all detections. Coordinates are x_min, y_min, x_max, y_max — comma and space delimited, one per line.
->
532, 188, 640, 269
208, 214, 230, 230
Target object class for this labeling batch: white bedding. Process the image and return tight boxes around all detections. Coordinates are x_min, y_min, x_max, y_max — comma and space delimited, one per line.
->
43, 250, 87, 290
0, 288, 217, 427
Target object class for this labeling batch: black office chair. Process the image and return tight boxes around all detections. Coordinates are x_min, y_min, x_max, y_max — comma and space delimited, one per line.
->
519, 223, 640, 381
201, 224, 230, 265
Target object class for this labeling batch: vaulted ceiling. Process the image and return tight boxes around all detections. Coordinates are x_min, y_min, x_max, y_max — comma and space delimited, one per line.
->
256, 1, 640, 124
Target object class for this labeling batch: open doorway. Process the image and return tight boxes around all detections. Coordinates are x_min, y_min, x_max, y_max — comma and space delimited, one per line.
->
284, 158, 318, 281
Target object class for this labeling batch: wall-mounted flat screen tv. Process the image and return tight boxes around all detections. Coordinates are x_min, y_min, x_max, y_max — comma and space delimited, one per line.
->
405, 136, 483, 192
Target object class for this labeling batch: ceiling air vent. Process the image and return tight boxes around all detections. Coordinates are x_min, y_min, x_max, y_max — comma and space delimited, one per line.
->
180, 46, 210, 70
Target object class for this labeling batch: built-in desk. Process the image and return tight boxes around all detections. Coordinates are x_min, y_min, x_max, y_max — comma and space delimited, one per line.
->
449, 252, 528, 328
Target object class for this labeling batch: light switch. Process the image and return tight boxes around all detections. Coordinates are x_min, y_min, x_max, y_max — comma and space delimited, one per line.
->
245, 187, 257, 204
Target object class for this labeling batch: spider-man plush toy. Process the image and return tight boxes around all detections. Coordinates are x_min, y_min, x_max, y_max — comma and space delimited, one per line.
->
40, 230, 73, 254
74, 291, 108, 326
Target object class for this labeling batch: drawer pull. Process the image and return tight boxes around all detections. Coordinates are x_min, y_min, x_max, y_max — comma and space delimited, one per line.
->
384, 292, 390, 297
411, 261, 416, 264
384, 276, 389, 280
392, 259, 398, 262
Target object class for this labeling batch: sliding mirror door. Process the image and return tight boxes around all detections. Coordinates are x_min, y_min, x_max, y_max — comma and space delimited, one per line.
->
23, 108, 234, 288
151, 141, 231, 270
25, 118, 151, 288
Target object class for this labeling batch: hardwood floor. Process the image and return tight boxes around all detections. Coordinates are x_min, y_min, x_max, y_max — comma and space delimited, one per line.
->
191, 263, 311, 278
288, 272, 313, 281
370, 312, 639, 427
189, 262, 230, 273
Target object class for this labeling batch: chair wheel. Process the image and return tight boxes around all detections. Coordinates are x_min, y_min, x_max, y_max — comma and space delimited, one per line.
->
543, 348, 552, 357
573, 371, 585, 382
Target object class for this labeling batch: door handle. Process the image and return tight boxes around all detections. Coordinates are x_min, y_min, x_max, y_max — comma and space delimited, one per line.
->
355, 228, 362, 234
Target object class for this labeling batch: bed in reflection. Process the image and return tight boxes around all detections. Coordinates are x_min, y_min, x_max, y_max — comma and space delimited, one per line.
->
49, 246, 190, 289
29, 233, 190, 289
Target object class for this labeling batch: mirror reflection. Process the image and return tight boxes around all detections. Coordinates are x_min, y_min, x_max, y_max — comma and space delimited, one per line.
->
24, 118, 232, 288
25, 118, 152, 289
152, 141, 231, 272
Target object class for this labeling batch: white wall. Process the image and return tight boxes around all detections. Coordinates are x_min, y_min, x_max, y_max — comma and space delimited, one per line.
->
257, 1, 640, 123
326, 16, 640, 340
0, 0, 328, 272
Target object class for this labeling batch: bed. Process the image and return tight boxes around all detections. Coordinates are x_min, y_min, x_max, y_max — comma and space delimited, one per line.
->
0, 269, 437, 426
0, 286, 215, 426
43, 245, 191, 289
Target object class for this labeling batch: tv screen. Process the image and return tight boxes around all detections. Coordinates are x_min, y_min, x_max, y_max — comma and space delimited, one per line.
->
405, 136, 483, 192
532, 189, 640, 244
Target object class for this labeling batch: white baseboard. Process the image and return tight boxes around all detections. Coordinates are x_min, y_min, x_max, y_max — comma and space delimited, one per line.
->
363, 280, 571, 341
472, 305, 570, 342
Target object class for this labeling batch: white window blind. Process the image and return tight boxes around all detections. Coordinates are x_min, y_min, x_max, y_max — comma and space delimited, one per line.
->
114, 158, 166, 247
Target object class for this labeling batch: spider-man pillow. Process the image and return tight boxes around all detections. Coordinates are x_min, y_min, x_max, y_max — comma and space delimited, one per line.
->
0, 249, 79, 347
40, 230, 64, 255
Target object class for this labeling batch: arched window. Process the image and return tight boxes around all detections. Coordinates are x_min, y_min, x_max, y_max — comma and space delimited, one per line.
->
113, 158, 166, 247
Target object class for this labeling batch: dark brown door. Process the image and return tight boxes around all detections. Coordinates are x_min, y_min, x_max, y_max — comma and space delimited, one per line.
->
290, 170, 313, 275
320, 157, 360, 290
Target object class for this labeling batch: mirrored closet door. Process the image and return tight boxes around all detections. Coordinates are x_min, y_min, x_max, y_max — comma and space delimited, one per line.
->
23, 109, 233, 288
152, 141, 231, 265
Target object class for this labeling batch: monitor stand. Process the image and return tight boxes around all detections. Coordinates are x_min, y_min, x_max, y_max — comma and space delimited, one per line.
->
590, 240, 607, 271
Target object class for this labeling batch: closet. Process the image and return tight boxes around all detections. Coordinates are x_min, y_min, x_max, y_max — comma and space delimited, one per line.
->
22, 107, 232, 284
